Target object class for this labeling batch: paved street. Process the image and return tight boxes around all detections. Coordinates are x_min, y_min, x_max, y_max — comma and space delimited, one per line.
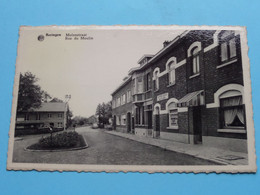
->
12, 126, 218, 165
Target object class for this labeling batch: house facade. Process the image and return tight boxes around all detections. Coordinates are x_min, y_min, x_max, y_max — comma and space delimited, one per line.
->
112, 77, 133, 133
15, 102, 69, 135
111, 30, 247, 153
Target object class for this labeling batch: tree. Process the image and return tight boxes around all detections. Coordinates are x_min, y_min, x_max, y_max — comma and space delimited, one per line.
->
95, 101, 112, 125
17, 72, 50, 112
96, 103, 102, 118
104, 101, 112, 119
50, 97, 63, 102
67, 108, 73, 127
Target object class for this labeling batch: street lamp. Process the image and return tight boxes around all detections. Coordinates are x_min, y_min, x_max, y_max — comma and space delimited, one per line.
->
64, 94, 71, 131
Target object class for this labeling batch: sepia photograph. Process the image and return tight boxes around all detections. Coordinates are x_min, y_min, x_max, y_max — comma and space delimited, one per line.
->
7, 25, 256, 173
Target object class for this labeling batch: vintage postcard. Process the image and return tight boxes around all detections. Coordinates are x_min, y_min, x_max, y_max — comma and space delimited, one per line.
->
7, 25, 256, 173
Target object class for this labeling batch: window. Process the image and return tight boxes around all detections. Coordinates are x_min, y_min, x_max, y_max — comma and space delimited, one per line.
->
117, 97, 121, 107
220, 95, 245, 129
48, 113, 52, 118
154, 71, 159, 91
57, 122, 63, 128
191, 46, 200, 75
112, 100, 115, 108
132, 79, 136, 94
220, 31, 237, 63
121, 94, 126, 105
137, 77, 143, 93
127, 90, 131, 103
121, 115, 126, 125
116, 116, 121, 125
168, 61, 175, 85
58, 113, 63, 118
135, 107, 144, 125
146, 73, 151, 90
168, 103, 178, 128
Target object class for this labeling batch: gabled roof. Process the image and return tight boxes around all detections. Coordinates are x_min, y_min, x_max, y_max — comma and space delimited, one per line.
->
29, 102, 67, 112
111, 76, 132, 96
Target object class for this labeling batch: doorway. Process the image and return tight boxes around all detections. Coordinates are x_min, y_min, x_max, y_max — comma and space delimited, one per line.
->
113, 115, 116, 130
147, 111, 153, 129
127, 112, 131, 133
193, 106, 202, 144
154, 107, 160, 137
131, 116, 135, 133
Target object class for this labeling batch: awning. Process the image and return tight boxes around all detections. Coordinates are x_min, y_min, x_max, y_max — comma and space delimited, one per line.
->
177, 90, 204, 107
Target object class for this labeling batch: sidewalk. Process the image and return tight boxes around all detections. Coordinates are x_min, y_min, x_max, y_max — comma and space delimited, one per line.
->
105, 130, 248, 165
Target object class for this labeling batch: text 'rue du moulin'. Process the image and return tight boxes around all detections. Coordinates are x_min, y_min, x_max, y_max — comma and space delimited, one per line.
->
65, 33, 94, 40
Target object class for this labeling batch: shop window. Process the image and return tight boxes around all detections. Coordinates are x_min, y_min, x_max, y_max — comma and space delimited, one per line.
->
168, 102, 178, 128
219, 31, 237, 63
220, 95, 245, 129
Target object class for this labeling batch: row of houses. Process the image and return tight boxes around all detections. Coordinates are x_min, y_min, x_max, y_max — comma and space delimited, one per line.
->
111, 30, 247, 153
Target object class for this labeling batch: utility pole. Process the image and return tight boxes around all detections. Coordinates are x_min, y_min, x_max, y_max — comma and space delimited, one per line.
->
64, 94, 71, 131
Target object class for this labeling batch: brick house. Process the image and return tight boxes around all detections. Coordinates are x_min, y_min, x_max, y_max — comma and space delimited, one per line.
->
111, 76, 133, 133
111, 30, 247, 152
15, 102, 69, 135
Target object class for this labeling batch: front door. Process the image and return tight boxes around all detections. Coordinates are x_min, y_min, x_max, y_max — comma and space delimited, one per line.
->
127, 112, 131, 133
113, 115, 116, 130
147, 111, 153, 129
155, 114, 160, 137
131, 116, 135, 133
193, 106, 202, 144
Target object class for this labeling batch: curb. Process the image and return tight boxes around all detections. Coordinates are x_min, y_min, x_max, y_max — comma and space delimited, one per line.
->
24, 134, 89, 152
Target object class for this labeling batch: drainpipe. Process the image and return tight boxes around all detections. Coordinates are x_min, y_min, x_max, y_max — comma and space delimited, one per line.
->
187, 108, 190, 144
185, 41, 191, 144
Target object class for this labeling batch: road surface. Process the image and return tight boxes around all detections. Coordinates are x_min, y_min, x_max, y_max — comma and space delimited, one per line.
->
12, 126, 218, 165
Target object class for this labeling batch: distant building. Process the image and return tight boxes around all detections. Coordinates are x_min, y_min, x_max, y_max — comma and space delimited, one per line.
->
15, 102, 69, 134
111, 30, 247, 153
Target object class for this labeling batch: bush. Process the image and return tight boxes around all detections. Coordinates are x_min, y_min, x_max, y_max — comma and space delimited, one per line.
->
38, 131, 80, 149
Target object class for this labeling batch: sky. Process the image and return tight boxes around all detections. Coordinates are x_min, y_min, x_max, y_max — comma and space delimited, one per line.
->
17, 26, 183, 118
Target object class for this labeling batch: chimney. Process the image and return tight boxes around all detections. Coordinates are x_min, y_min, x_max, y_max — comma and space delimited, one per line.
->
123, 76, 129, 81
163, 40, 171, 47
